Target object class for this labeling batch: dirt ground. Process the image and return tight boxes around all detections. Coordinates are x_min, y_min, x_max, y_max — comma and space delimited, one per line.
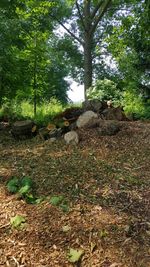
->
0, 121, 150, 267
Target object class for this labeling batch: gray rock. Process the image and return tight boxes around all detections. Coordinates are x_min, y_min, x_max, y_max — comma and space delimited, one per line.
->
102, 107, 127, 121
64, 130, 79, 145
76, 111, 98, 128
82, 99, 103, 113
82, 117, 101, 129
97, 120, 120, 136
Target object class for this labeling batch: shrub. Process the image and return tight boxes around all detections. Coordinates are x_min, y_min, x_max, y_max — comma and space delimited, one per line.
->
87, 79, 122, 105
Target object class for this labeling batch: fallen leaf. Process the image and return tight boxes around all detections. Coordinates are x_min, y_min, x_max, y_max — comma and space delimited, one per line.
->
68, 248, 84, 263
62, 225, 71, 232
90, 242, 96, 253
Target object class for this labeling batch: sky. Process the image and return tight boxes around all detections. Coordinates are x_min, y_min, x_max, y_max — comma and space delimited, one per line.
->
67, 80, 84, 103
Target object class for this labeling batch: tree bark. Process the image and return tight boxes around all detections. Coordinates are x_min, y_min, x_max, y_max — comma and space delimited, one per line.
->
33, 34, 37, 117
84, 33, 93, 100
49, 0, 112, 100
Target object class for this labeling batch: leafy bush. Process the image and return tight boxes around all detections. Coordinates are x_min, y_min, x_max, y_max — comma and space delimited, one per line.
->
123, 90, 150, 119
87, 79, 122, 105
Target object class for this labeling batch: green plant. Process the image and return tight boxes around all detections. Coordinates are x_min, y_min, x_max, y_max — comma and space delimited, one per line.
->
67, 248, 84, 263
6, 176, 38, 203
123, 90, 150, 120
10, 215, 26, 229
49, 195, 69, 212
87, 79, 122, 105
7, 177, 20, 193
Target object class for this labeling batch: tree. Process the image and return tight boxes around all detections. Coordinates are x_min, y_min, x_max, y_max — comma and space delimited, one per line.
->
0, 0, 70, 110
106, 0, 150, 97
51, 0, 113, 99
51, 0, 141, 99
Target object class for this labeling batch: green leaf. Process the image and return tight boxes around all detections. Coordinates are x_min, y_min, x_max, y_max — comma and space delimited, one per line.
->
20, 176, 33, 187
60, 203, 70, 213
68, 248, 84, 263
50, 195, 64, 206
7, 177, 19, 193
99, 229, 108, 238
10, 215, 26, 229
18, 184, 30, 195
25, 193, 37, 204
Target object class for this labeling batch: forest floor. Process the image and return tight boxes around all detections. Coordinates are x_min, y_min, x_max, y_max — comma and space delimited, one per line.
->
0, 120, 150, 267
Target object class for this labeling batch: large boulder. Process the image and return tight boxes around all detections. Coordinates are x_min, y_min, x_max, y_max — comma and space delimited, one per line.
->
76, 111, 98, 128
97, 120, 120, 136
64, 130, 79, 145
82, 99, 107, 113
102, 107, 127, 121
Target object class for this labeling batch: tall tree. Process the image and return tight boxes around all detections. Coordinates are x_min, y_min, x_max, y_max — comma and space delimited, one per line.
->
0, 0, 70, 108
107, 0, 150, 96
51, 0, 113, 98
51, 0, 140, 99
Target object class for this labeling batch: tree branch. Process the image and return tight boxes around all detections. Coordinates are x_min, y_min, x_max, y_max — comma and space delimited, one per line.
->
49, 14, 84, 46
75, 0, 86, 31
91, 1, 103, 19
90, 0, 112, 36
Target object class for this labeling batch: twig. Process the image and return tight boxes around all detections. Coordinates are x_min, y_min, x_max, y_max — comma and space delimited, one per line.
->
0, 223, 10, 229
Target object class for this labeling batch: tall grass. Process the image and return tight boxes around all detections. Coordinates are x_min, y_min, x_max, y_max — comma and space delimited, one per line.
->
0, 98, 65, 126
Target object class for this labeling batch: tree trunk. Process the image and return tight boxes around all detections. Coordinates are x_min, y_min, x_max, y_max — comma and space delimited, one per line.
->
33, 34, 37, 117
84, 33, 93, 100
33, 56, 37, 117
11, 120, 34, 139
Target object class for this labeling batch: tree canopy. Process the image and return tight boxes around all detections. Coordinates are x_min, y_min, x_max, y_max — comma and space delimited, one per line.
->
0, 0, 149, 115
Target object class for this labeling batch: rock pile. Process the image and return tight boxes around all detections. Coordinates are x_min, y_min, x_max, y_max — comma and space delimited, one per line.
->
10, 99, 129, 142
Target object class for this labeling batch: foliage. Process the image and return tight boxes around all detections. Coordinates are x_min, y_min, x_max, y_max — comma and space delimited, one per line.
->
0, 98, 64, 125
7, 177, 20, 194
123, 90, 150, 119
87, 79, 122, 104
107, 0, 150, 98
0, 0, 69, 106
67, 248, 84, 263
50, 195, 64, 206
10, 215, 26, 229
7, 176, 37, 204
50, 195, 69, 212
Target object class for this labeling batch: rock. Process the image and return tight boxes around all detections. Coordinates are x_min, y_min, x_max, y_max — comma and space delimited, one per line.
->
102, 107, 127, 121
97, 120, 120, 136
64, 131, 79, 145
82, 117, 101, 129
82, 99, 107, 113
76, 111, 98, 128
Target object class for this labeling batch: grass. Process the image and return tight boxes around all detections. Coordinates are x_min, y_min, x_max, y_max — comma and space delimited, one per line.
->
0, 98, 66, 126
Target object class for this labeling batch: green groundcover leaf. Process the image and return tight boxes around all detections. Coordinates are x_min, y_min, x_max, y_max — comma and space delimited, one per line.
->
68, 248, 84, 263
10, 215, 26, 229
19, 184, 30, 195
7, 177, 19, 193
50, 195, 64, 206
21, 176, 33, 187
